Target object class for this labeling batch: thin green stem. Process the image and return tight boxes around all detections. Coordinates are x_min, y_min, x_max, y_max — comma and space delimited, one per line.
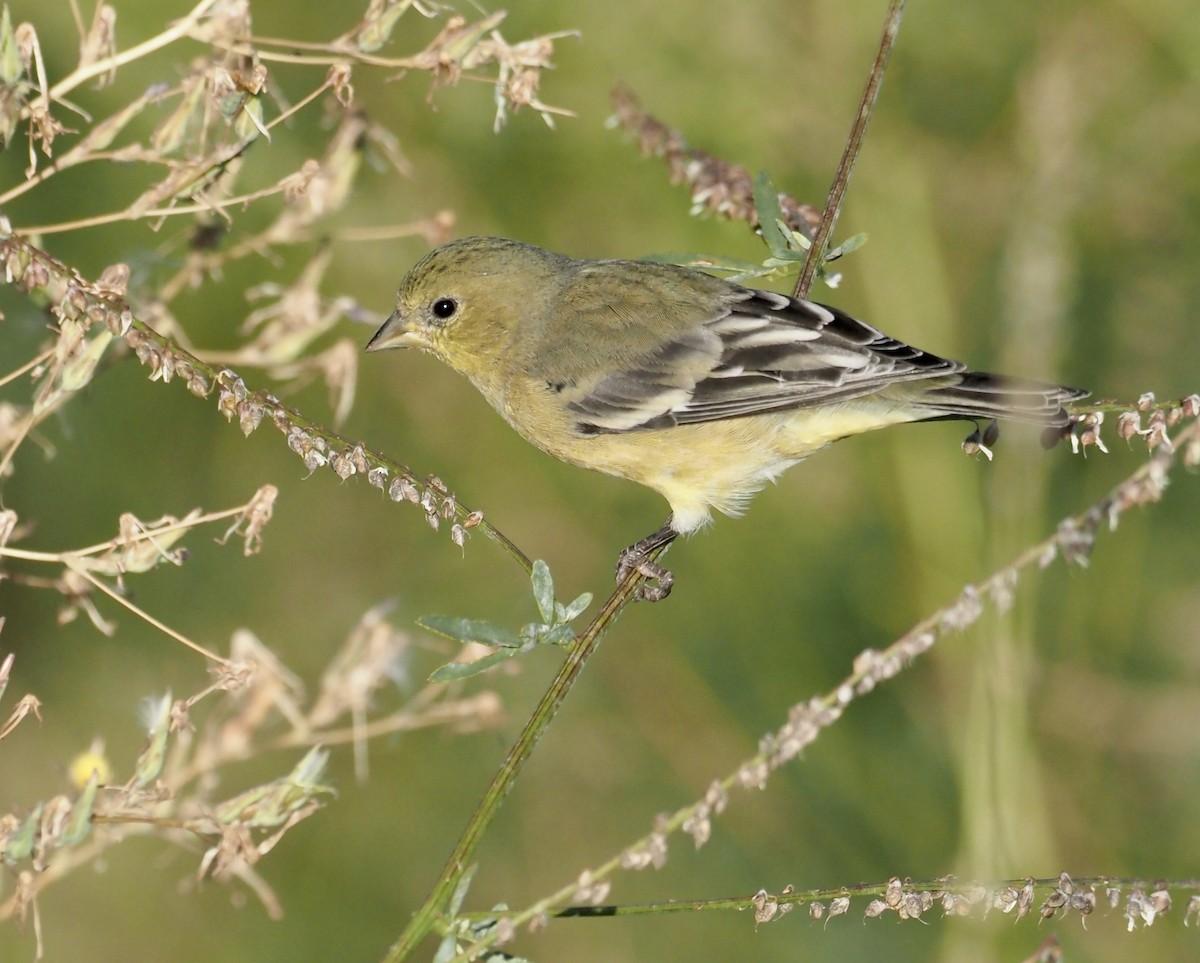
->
795, 0, 904, 298
382, 534, 671, 962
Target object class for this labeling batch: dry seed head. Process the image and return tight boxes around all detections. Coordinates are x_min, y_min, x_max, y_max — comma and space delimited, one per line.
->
682, 806, 711, 848
1137, 391, 1156, 411
388, 476, 418, 503
703, 780, 727, 814
1041, 890, 1067, 919
95, 262, 129, 298
1056, 517, 1095, 567
85, 301, 108, 326
330, 450, 355, 480
1071, 890, 1096, 917
752, 889, 778, 925
5, 247, 29, 283
109, 305, 132, 335
151, 349, 173, 381
286, 426, 310, 455
1144, 411, 1172, 451
216, 372, 249, 420
22, 256, 49, 292
986, 569, 1018, 612
1078, 425, 1108, 454
1125, 889, 1149, 930
1150, 888, 1171, 916
237, 399, 264, 435
736, 759, 768, 790
134, 339, 156, 368
1116, 410, 1141, 442
59, 284, 87, 321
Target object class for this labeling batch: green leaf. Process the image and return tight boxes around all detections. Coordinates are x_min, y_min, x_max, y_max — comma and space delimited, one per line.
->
432, 931, 459, 963
448, 863, 478, 915
418, 615, 523, 648
61, 771, 100, 846
753, 171, 790, 258
825, 231, 868, 261
531, 559, 555, 623
429, 648, 521, 682
557, 591, 593, 623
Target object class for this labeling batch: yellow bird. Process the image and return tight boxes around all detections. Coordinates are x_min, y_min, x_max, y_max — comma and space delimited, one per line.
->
368, 237, 1086, 599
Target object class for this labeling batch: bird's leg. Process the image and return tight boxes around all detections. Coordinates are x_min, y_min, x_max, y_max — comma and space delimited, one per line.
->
616, 518, 678, 602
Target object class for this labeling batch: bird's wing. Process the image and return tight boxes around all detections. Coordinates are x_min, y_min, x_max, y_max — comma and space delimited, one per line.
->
556, 288, 964, 435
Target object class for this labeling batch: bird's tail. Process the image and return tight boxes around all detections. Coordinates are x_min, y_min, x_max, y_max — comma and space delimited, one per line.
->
911, 372, 1088, 428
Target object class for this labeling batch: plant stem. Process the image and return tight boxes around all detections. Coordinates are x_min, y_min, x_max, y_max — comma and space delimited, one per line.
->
795, 0, 904, 298
382, 535, 671, 961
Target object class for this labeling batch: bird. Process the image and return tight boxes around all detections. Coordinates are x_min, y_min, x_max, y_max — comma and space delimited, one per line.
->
367, 236, 1087, 600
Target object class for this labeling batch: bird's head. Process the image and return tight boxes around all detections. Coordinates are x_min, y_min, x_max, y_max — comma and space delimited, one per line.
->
366, 236, 571, 384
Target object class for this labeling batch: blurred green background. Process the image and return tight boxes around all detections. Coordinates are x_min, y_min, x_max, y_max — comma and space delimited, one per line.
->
1, 1, 1198, 960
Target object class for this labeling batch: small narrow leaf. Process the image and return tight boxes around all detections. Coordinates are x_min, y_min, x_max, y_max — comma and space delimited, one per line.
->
61, 771, 100, 846
531, 559, 555, 623
448, 863, 479, 915
825, 232, 868, 261
432, 931, 460, 963
753, 172, 789, 258
429, 648, 520, 682
557, 591, 593, 623
418, 615, 523, 648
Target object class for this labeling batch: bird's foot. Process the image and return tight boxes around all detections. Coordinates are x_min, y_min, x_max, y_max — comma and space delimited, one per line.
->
615, 521, 678, 602
616, 551, 674, 601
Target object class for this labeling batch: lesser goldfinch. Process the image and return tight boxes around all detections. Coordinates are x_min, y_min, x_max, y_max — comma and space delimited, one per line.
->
367, 236, 1087, 599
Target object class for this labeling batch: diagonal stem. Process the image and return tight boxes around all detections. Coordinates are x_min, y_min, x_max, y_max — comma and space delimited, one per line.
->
382, 526, 672, 962
795, 0, 905, 299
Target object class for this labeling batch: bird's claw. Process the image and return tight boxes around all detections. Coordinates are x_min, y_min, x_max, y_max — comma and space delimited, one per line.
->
616, 550, 674, 602
616, 522, 677, 602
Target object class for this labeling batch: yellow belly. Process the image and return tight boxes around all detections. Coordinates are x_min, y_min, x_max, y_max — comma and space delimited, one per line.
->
541, 404, 917, 533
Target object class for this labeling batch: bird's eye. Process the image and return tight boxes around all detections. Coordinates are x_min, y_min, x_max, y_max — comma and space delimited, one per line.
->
431, 297, 458, 322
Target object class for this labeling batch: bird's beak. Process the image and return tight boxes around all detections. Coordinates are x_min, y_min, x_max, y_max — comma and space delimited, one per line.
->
365, 309, 425, 352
